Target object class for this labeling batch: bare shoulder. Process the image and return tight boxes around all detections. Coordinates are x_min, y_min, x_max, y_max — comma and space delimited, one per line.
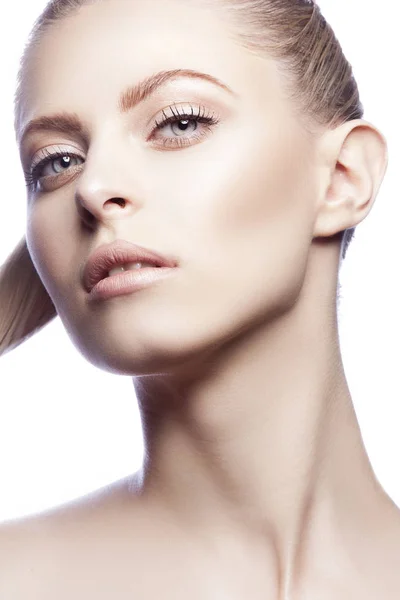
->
0, 514, 56, 598
0, 473, 141, 598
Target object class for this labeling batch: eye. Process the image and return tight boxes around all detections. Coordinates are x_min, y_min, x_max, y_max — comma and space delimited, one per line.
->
24, 148, 84, 191
148, 103, 220, 148
23, 104, 220, 191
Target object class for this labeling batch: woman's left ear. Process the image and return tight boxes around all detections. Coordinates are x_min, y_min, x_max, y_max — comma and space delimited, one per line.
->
312, 119, 388, 238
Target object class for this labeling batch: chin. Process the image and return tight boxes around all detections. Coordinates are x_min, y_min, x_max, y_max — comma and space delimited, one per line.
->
64, 313, 235, 377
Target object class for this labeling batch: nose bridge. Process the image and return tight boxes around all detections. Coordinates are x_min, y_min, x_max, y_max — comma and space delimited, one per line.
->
75, 123, 141, 218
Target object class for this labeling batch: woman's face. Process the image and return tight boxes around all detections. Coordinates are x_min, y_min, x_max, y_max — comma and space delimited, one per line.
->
18, 0, 320, 374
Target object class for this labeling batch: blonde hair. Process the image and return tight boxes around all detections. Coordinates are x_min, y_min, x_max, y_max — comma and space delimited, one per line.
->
0, 0, 363, 357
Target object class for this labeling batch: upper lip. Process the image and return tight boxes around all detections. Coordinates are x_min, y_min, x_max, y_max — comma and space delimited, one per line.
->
83, 239, 178, 292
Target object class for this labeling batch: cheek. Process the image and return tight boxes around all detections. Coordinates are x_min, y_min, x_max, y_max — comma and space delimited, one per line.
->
196, 131, 315, 323
135, 128, 318, 354
189, 125, 316, 280
26, 205, 74, 304
215, 126, 313, 234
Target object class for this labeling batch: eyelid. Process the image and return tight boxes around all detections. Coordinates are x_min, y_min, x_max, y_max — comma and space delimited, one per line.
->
148, 102, 220, 132
136, 93, 227, 134
151, 101, 217, 121
29, 144, 83, 171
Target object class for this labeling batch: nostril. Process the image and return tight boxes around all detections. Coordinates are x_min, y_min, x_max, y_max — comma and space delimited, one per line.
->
105, 198, 126, 208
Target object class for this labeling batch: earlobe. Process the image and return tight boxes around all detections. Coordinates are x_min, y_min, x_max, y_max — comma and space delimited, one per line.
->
313, 119, 388, 238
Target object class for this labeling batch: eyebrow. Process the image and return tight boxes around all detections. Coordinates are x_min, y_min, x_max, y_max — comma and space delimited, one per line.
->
17, 68, 236, 148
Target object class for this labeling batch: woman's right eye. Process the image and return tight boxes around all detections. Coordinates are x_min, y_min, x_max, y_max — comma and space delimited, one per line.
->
24, 150, 85, 190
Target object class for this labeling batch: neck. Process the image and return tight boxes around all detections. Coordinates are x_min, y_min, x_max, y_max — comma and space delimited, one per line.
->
131, 252, 393, 593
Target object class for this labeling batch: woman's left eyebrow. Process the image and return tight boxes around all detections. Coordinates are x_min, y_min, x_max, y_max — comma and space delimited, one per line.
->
119, 68, 236, 111
17, 68, 237, 149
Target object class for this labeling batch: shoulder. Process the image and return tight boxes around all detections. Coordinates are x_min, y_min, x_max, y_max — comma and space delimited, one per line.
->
0, 473, 144, 597
0, 514, 57, 598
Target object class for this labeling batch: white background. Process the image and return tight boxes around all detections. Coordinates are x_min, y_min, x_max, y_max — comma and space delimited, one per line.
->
0, 1, 399, 522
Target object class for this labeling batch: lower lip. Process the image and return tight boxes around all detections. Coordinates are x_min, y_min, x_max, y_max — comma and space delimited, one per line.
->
87, 267, 176, 302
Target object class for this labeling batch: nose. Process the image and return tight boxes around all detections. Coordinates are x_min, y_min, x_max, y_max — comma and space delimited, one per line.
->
76, 193, 133, 230
74, 135, 142, 229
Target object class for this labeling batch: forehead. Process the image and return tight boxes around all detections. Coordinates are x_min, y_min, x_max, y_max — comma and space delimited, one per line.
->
17, 0, 294, 139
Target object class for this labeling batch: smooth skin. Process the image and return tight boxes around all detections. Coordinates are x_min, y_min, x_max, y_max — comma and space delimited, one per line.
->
2, 0, 399, 598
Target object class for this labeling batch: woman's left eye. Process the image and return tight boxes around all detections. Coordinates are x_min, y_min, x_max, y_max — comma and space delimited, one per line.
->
149, 104, 220, 148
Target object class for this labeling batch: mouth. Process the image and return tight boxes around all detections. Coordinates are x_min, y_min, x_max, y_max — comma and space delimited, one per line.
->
83, 239, 178, 293
87, 263, 177, 302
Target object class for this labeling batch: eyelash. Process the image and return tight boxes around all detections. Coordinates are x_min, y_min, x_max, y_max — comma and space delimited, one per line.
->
24, 104, 220, 190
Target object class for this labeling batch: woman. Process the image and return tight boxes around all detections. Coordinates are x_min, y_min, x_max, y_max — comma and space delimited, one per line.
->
1, 0, 398, 597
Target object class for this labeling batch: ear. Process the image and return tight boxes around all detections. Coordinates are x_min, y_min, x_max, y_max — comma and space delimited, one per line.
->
313, 119, 388, 238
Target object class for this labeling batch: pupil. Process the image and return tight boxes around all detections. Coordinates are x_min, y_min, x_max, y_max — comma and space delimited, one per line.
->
60, 156, 71, 168
54, 156, 72, 174
178, 119, 190, 131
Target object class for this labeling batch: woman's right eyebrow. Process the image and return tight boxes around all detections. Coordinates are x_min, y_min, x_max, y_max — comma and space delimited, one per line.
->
18, 112, 90, 150
17, 68, 237, 150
